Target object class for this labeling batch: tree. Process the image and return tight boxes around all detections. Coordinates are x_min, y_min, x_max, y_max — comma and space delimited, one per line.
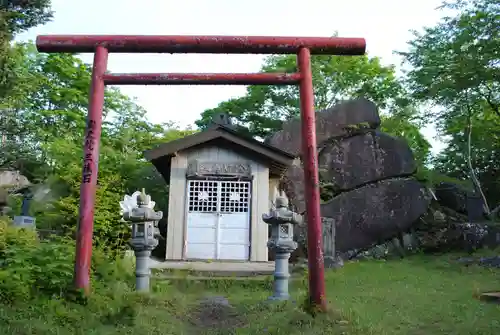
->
434, 113, 500, 206
1, 1, 54, 171
400, 0, 499, 120
0, 0, 53, 100
196, 52, 414, 139
400, 0, 500, 211
195, 48, 431, 166
0, 42, 194, 251
0, 0, 53, 37
380, 114, 431, 166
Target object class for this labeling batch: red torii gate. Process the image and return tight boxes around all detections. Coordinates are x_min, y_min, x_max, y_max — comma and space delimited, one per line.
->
36, 35, 366, 310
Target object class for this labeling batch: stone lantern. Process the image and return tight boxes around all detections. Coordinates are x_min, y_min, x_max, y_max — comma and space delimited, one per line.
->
262, 196, 302, 300
120, 189, 162, 292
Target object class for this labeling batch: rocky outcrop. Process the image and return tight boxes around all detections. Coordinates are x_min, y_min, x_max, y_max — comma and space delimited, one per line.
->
0, 170, 31, 189
321, 178, 428, 252
318, 131, 416, 192
414, 193, 496, 253
267, 98, 381, 156
0, 170, 31, 215
267, 98, 431, 257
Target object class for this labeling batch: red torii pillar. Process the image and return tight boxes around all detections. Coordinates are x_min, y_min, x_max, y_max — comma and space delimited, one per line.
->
36, 35, 366, 310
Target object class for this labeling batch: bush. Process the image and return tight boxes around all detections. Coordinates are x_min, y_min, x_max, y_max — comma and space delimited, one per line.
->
0, 217, 133, 304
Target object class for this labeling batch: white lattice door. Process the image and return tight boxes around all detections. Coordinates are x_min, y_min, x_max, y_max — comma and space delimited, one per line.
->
185, 180, 251, 260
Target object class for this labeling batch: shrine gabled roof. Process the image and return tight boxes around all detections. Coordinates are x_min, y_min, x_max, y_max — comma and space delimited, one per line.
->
143, 124, 296, 180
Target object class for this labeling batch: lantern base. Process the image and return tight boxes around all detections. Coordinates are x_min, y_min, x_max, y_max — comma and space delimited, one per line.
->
13, 216, 36, 228
268, 293, 290, 301
268, 251, 294, 301
134, 249, 154, 292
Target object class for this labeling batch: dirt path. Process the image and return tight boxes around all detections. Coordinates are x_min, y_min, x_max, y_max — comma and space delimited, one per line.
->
187, 296, 246, 333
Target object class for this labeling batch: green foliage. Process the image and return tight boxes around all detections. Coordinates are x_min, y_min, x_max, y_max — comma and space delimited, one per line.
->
433, 112, 500, 204
401, 0, 500, 206
1, 243, 499, 334
0, 0, 53, 112
194, 39, 431, 168
0, 0, 53, 37
400, 0, 499, 121
0, 217, 134, 304
196, 48, 415, 139
415, 166, 473, 189
0, 2, 499, 332
0, 42, 195, 250
0, 2, 166, 250
0, 217, 73, 302
380, 114, 432, 165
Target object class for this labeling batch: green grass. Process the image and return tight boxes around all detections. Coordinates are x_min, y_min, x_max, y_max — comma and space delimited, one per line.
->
324, 256, 500, 334
1, 253, 499, 335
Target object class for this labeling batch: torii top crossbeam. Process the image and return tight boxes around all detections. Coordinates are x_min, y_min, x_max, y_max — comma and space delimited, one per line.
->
36, 35, 365, 55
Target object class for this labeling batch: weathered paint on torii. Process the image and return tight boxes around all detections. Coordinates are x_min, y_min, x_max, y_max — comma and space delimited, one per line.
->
35, 34, 366, 311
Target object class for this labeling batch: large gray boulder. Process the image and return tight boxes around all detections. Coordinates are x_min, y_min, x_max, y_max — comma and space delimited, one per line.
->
268, 98, 431, 254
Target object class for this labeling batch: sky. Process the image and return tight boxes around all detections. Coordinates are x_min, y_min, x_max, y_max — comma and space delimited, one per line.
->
17, 0, 448, 153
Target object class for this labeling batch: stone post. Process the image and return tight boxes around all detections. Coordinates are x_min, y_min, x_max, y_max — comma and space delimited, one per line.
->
134, 249, 152, 291
120, 189, 162, 292
13, 190, 36, 228
262, 197, 302, 300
